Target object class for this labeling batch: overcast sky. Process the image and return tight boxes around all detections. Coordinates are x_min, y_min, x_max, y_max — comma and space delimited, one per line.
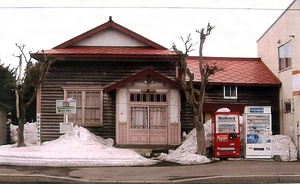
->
0, 0, 294, 67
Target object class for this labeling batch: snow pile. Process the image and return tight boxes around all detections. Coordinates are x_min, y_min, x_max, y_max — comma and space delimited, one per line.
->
10, 122, 38, 145
158, 128, 211, 165
204, 119, 213, 148
0, 126, 158, 167
271, 135, 298, 161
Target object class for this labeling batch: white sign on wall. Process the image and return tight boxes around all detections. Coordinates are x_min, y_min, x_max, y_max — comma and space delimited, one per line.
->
56, 99, 76, 114
60, 123, 74, 134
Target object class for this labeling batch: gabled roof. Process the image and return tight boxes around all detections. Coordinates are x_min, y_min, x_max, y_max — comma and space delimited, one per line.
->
104, 68, 182, 93
31, 17, 176, 60
55, 16, 166, 50
188, 57, 281, 86
31, 46, 175, 60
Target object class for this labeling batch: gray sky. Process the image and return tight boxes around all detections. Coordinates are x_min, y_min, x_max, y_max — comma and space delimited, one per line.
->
0, 0, 294, 67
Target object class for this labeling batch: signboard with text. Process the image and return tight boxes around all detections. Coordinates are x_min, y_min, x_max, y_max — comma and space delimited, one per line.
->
56, 99, 76, 114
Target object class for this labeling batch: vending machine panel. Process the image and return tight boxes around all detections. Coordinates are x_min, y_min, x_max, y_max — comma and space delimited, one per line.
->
244, 106, 272, 159
214, 112, 240, 158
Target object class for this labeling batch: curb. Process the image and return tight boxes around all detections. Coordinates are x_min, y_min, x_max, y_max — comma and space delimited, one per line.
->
1, 174, 300, 183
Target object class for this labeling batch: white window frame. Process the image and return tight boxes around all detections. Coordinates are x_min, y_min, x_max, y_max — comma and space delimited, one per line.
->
63, 86, 103, 127
278, 41, 292, 71
223, 86, 237, 99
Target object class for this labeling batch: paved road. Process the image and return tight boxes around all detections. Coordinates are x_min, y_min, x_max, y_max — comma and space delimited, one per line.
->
0, 160, 300, 183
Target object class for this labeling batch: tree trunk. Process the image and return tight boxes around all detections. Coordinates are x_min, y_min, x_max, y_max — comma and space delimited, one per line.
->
194, 112, 206, 155
17, 100, 27, 147
17, 121, 26, 147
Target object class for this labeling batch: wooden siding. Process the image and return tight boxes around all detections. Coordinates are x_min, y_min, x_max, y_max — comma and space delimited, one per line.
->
180, 85, 280, 135
40, 60, 177, 142
40, 60, 280, 142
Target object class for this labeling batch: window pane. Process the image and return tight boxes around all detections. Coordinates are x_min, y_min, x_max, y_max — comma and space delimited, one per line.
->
231, 86, 237, 97
284, 101, 291, 113
278, 41, 292, 70
149, 106, 166, 129
129, 93, 167, 102
279, 45, 285, 58
85, 108, 100, 122
67, 91, 82, 106
66, 89, 102, 125
69, 107, 82, 123
131, 106, 148, 128
224, 86, 230, 97
86, 92, 100, 106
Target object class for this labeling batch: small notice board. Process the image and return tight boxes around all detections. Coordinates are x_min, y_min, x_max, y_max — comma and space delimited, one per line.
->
56, 99, 76, 114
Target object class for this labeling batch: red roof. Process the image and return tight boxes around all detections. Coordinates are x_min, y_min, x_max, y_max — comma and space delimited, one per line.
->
104, 68, 182, 93
32, 46, 176, 60
31, 17, 175, 60
30, 17, 281, 87
188, 57, 281, 86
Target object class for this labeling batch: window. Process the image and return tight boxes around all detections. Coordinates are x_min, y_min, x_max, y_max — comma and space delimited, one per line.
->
278, 41, 292, 71
130, 93, 167, 102
223, 86, 237, 99
63, 87, 103, 126
130, 106, 167, 129
284, 101, 292, 113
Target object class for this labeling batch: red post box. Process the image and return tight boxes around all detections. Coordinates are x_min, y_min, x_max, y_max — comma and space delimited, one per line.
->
213, 112, 241, 158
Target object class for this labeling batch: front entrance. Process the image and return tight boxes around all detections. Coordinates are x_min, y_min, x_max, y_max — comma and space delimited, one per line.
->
115, 77, 181, 146
130, 105, 167, 145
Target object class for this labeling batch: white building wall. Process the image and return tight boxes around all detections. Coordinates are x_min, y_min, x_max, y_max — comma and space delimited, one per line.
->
74, 28, 147, 47
257, 0, 300, 154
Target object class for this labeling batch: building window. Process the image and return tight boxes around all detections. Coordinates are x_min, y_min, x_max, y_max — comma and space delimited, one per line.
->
284, 101, 292, 113
63, 87, 103, 127
223, 86, 237, 99
278, 41, 292, 71
130, 93, 167, 103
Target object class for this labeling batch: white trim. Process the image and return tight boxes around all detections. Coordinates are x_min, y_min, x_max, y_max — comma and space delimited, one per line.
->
223, 86, 238, 99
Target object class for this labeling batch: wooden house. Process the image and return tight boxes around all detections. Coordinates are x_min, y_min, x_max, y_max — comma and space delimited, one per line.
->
31, 17, 281, 147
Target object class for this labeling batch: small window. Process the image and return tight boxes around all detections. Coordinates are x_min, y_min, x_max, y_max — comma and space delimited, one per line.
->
223, 86, 237, 99
63, 87, 103, 127
130, 93, 167, 103
284, 101, 292, 113
278, 41, 292, 71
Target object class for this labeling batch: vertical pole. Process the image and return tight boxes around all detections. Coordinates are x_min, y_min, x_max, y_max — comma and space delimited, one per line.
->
66, 113, 68, 124
36, 113, 41, 145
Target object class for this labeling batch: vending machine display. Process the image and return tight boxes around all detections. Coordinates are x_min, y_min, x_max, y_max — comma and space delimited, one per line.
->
244, 106, 272, 159
213, 112, 240, 158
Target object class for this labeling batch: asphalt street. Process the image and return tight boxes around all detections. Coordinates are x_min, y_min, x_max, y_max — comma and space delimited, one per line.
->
0, 160, 300, 183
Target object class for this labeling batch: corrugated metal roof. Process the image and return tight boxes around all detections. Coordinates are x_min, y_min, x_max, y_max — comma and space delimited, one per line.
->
40, 46, 175, 56
188, 57, 281, 86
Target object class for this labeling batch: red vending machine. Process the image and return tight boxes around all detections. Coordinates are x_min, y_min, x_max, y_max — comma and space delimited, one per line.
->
214, 112, 240, 158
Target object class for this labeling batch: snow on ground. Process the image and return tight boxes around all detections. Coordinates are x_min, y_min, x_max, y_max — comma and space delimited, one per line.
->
1, 112, 298, 167
0, 125, 158, 167
272, 135, 298, 161
158, 128, 211, 165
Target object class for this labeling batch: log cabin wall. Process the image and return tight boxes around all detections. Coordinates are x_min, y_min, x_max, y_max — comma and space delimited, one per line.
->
180, 85, 280, 135
40, 59, 280, 142
39, 60, 177, 142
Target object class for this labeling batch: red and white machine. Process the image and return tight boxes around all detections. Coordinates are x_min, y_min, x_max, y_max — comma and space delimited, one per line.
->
213, 112, 241, 158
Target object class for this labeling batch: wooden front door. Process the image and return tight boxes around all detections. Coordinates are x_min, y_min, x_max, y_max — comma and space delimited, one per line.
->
130, 105, 167, 145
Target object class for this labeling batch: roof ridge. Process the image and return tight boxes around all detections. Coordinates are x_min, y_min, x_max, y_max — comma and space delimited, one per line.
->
53, 16, 167, 50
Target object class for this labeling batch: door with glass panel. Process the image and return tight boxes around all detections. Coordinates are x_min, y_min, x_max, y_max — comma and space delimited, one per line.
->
130, 105, 167, 145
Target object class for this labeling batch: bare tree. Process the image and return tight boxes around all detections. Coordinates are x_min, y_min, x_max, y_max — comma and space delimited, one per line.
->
173, 23, 222, 155
12, 44, 55, 147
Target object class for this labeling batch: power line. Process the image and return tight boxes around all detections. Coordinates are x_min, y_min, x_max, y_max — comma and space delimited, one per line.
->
0, 6, 299, 11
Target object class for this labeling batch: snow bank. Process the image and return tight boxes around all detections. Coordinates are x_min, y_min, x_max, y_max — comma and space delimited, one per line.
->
0, 126, 158, 167
158, 127, 211, 165
271, 135, 298, 161
10, 122, 38, 145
